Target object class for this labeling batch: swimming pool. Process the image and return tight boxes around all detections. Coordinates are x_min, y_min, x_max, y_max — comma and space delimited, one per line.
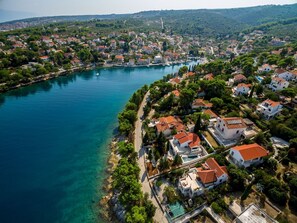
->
256, 76, 263, 82
182, 155, 198, 163
168, 202, 185, 219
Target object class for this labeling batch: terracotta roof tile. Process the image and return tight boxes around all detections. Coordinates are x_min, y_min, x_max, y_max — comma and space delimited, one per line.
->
221, 117, 247, 129
203, 109, 218, 118
197, 158, 228, 184
262, 99, 280, 108
192, 99, 213, 108
172, 90, 180, 97
234, 74, 247, 82
232, 143, 269, 161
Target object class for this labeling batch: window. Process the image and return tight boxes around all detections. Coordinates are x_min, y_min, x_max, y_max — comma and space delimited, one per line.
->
231, 151, 234, 155
219, 179, 222, 182
236, 130, 239, 134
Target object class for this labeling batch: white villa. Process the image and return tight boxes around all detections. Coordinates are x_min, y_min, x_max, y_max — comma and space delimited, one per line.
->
154, 55, 163, 63
154, 116, 186, 137
178, 158, 228, 197
257, 99, 282, 119
229, 143, 269, 168
197, 158, 228, 188
258, 64, 272, 73
214, 117, 247, 140
269, 77, 289, 91
178, 168, 204, 197
170, 131, 204, 156
275, 69, 295, 81
234, 83, 251, 96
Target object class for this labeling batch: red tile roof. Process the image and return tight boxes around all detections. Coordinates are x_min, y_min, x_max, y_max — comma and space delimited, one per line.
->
196, 168, 217, 184
197, 158, 228, 184
232, 143, 269, 161
237, 83, 251, 88
272, 77, 287, 83
174, 132, 201, 149
221, 117, 247, 129
234, 74, 247, 82
262, 99, 280, 108
170, 77, 181, 84
185, 72, 195, 78
204, 73, 214, 80
275, 68, 287, 74
156, 116, 185, 133
172, 90, 180, 97
192, 99, 213, 108
203, 109, 218, 118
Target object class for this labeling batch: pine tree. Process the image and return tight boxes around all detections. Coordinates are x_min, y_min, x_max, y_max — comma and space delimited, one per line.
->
249, 85, 255, 98
194, 114, 201, 133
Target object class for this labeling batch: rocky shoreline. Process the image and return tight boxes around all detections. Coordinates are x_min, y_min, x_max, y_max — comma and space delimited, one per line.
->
99, 137, 121, 222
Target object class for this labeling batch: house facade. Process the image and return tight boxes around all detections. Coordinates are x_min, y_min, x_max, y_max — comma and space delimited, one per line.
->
155, 116, 185, 137
257, 99, 282, 119
275, 69, 295, 81
258, 64, 272, 73
234, 83, 251, 95
229, 143, 269, 168
178, 168, 204, 198
197, 158, 228, 188
214, 117, 247, 140
269, 77, 289, 91
170, 131, 202, 156
178, 158, 228, 197
276, 70, 297, 81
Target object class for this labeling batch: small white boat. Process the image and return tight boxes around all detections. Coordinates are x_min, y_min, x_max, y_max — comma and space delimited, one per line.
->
96, 72, 100, 76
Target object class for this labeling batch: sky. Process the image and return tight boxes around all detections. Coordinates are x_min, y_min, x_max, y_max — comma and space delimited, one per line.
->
0, 0, 297, 16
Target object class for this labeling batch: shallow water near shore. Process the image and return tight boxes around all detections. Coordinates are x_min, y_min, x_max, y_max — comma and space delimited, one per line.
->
0, 63, 196, 223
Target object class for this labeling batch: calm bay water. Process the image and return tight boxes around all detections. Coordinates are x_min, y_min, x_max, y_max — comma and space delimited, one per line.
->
0, 63, 195, 223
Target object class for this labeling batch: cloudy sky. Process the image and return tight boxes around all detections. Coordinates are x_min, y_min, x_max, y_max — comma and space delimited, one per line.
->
0, 0, 297, 16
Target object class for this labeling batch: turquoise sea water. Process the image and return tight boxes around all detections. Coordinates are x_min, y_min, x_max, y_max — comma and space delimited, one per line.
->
0, 63, 195, 223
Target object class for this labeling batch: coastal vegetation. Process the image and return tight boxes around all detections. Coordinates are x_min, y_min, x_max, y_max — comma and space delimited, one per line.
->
118, 85, 148, 137
112, 142, 156, 223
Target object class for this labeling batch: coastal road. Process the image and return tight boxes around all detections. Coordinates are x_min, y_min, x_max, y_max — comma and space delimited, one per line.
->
134, 91, 168, 223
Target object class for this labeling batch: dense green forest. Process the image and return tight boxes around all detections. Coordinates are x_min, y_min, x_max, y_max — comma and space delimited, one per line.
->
2, 3, 297, 37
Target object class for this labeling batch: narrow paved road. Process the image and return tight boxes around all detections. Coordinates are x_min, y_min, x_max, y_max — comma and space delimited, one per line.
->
134, 91, 168, 223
